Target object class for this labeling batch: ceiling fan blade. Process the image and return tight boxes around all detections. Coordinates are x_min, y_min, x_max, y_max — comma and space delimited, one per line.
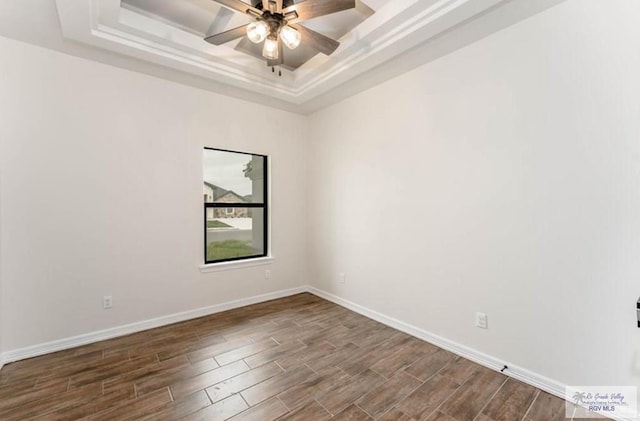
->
204, 25, 249, 45
211, 0, 262, 16
290, 24, 340, 56
283, 0, 355, 23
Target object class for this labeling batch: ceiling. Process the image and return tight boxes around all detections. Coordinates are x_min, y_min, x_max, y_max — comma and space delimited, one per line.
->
0, 0, 566, 114
121, 0, 379, 71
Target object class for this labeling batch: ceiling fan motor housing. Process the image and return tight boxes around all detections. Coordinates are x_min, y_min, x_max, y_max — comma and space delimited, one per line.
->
262, 12, 285, 36
205, 0, 355, 70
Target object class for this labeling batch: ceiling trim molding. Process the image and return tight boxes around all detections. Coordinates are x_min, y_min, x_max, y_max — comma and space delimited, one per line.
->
293, 0, 504, 101
55, 0, 515, 105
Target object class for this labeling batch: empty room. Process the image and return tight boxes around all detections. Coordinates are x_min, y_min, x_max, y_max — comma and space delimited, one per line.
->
0, 0, 638, 420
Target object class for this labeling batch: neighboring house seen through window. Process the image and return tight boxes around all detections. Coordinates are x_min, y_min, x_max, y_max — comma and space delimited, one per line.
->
203, 148, 267, 264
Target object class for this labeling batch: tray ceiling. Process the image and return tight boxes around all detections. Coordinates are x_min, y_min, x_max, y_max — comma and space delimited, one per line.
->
47, 0, 567, 113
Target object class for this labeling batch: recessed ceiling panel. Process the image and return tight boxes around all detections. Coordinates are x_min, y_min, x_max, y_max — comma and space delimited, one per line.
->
53, 0, 564, 111
122, 0, 376, 70
121, 0, 253, 36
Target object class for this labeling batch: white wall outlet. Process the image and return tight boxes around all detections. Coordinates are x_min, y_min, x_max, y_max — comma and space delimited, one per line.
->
264, 269, 271, 280
103, 295, 113, 310
475, 312, 488, 329
339, 273, 346, 284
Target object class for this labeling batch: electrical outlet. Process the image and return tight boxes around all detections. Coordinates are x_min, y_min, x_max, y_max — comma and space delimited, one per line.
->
475, 312, 487, 329
265, 269, 271, 280
339, 273, 346, 284
103, 296, 113, 310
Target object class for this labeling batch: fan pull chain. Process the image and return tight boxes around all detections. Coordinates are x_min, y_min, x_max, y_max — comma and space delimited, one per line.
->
271, 66, 282, 77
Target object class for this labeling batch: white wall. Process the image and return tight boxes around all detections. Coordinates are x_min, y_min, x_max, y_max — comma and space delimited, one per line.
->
2, 0, 640, 393
0, 36, 308, 351
308, 0, 640, 388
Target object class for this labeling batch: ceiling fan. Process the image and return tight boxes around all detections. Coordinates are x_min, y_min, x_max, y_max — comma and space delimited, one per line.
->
204, 0, 356, 72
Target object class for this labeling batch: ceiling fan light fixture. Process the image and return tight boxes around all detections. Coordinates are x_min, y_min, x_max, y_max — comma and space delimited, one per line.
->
247, 21, 269, 43
262, 36, 279, 60
280, 25, 301, 50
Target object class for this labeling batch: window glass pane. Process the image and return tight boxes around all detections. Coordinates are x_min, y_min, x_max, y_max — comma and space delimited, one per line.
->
205, 208, 265, 261
203, 149, 265, 204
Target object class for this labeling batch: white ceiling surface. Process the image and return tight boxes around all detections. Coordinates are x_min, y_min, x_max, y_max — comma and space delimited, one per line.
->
0, 0, 566, 114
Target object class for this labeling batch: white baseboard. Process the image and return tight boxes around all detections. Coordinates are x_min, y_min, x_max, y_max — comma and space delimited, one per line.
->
306, 286, 634, 421
0, 286, 307, 366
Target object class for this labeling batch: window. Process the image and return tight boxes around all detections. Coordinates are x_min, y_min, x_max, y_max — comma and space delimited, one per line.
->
203, 148, 267, 264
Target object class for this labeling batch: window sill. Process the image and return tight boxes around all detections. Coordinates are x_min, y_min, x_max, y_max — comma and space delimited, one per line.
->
199, 256, 274, 273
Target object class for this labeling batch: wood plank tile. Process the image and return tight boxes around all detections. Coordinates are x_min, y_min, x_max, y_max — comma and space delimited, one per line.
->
306, 342, 365, 374
396, 373, 460, 420
134, 357, 219, 396
524, 391, 570, 421
277, 366, 350, 410
278, 399, 331, 420
337, 334, 412, 376
86, 387, 172, 421
332, 404, 373, 420
186, 338, 254, 364
370, 341, 432, 379
438, 356, 483, 386
39, 384, 136, 420
439, 366, 507, 421
356, 371, 421, 418
0, 377, 38, 400
316, 369, 385, 415
170, 359, 250, 399
119, 336, 185, 360
2, 349, 102, 380
182, 394, 248, 421
241, 364, 316, 406
214, 339, 279, 366
378, 407, 415, 421
0, 381, 102, 421
404, 348, 455, 381
422, 411, 460, 421
276, 341, 336, 371
481, 378, 538, 421
350, 325, 400, 349
102, 355, 190, 395
143, 335, 213, 362
205, 361, 283, 404
300, 324, 352, 347
67, 354, 159, 389
228, 397, 288, 421
12, 350, 106, 383
270, 323, 324, 344
243, 340, 307, 369
141, 389, 211, 420
0, 377, 69, 414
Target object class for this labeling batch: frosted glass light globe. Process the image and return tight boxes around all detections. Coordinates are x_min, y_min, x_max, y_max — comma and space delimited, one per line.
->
280, 25, 301, 50
247, 21, 269, 43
